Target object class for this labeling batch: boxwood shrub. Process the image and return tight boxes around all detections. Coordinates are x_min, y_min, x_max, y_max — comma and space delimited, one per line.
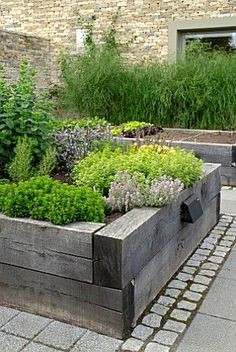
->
0, 177, 105, 225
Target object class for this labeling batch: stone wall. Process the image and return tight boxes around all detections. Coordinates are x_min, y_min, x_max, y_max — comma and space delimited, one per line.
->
0, 30, 51, 90
0, 0, 236, 85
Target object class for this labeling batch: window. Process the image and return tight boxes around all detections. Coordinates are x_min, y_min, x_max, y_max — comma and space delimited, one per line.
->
168, 17, 236, 60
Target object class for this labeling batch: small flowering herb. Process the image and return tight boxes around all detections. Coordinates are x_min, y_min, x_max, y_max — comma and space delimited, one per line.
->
144, 176, 184, 207
105, 171, 144, 213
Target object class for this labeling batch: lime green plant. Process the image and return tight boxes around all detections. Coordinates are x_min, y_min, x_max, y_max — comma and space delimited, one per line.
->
112, 121, 153, 136
8, 137, 33, 182
37, 147, 58, 177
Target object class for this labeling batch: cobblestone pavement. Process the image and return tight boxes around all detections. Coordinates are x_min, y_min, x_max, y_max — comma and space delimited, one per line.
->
0, 214, 236, 352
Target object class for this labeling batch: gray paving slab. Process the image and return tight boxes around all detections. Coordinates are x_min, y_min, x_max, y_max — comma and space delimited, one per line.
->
22, 342, 59, 352
175, 313, 236, 352
218, 249, 236, 279
221, 190, 236, 215
0, 331, 28, 352
71, 331, 122, 352
1, 312, 51, 339
199, 276, 236, 321
35, 321, 87, 349
0, 307, 20, 328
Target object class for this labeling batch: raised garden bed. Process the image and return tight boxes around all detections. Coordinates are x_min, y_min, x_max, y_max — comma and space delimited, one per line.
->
117, 128, 236, 186
0, 163, 220, 338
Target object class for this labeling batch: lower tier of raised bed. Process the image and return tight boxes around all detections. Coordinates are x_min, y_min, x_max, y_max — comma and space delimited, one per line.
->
0, 164, 221, 338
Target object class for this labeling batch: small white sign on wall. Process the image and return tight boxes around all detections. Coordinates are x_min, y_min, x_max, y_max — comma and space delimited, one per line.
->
76, 28, 89, 52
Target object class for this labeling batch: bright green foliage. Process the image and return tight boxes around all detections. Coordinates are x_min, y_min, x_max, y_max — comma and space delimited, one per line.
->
53, 117, 108, 130
0, 60, 54, 170
60, 43, 236, 130
37, 147, 58, 177
73, 145, 203, 194
8, 137, 33, 182
112, 121, 153, 136
0, 176, 105, 224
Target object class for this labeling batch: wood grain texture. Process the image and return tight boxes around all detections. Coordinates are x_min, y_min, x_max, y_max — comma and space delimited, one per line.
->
94, 164, 221, 289
134, 194, 220, 320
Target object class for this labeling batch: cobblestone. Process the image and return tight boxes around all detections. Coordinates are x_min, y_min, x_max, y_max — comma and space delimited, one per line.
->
165, 289, 181, 299
183, 290, 202, 302
144, 342, 170, 352
181, 266, 197, 275
131, 325, 154, 341
170, 309, 191, 322
176, 272, 193, 282
195, 249, 211, 256
168, 280, 187, 290
198, 269, 216, 277
190, 283, 208, 293
163, 320, 186, 333
193, 275, 212, 285
213, 250, 227, 257
208, 256, 224, 264
201, 262, 219, 270
151, 304, 169, 316
219, 240, 232, 247
177, 300, 197, 311
186, 260, 201, 267
142, 314, 162, 328
191, 254, 207, 262
204, 237, 218, 245
153, 330, 178, 345
200, 242, 215, 250
121, 337, 144, 351
157, 296, 175, 307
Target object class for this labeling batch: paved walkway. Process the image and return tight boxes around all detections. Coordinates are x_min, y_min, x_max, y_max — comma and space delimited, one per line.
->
0, 189, 235, 352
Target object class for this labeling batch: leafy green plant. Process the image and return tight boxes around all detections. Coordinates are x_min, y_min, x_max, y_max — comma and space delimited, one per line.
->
73, 144, 203, 194
8, 137, 33, 182
0, 60, 54, 171
0, 176, 105, 224
37, 147, 58, 177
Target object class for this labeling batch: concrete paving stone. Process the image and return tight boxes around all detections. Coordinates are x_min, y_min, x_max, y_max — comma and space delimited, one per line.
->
1, 312, 51, 339
177, 300, 197, 311
185, 260, 201, 267
200, 242, 214, 250
193, 275, 212, 285
175, 313, 236, 352
121, 337, 144, 351
208, 255, 224, 264
163, 320, 186, 333
151, 303, 169, 316
213, 250, 227, 257
201, 262, 219, 270
71, 331, 122, 352
200, 276, 236, 321
142, 314, 162, 328
190, 254, 207, 262
176, 272, 193, 282
181, 266, 197, 275
144, 342, 170, 352
153, 330, 178, 346
219, 240, 232, 247
131, 325, 154, 341
0, 307, 20, 328
183, 290, 202, 302
195, 248, 211, 256
0, 331, 28, 352
35, 321, 86, 350
215, 245, 230, 252
157, 296, 175, 307
165, 288, 181, 299
190, 283, 207, 293
22, 342, 58, 352
168, 280, 187, 290
170, 309, 191, 322
209, 233, 222, 239
219, 250, 236, 280
223, 236, 235, 241
198, 269, 215, 277
204, 237, 218, 245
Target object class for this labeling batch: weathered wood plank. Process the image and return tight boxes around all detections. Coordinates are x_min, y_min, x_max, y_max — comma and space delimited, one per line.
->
221, 166, 236, 186
0, 278, 130, 339
0, 215, 104, 259
168, 141, 234, 167
0, 263, 133, 313
134, 194, 220, 320
94, 164, 221, 289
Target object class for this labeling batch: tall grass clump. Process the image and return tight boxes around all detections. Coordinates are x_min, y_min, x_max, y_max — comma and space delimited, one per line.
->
60, 36, 236, 130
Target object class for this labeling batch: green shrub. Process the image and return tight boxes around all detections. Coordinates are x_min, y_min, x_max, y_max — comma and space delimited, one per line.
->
60, 42, 236, 130
37, 147, 58, 176
73, 144, 203, 194
0, 176, 105, 224
8, 137, 33, 182
0, 60, 54, 171
53, 117, 108, 130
